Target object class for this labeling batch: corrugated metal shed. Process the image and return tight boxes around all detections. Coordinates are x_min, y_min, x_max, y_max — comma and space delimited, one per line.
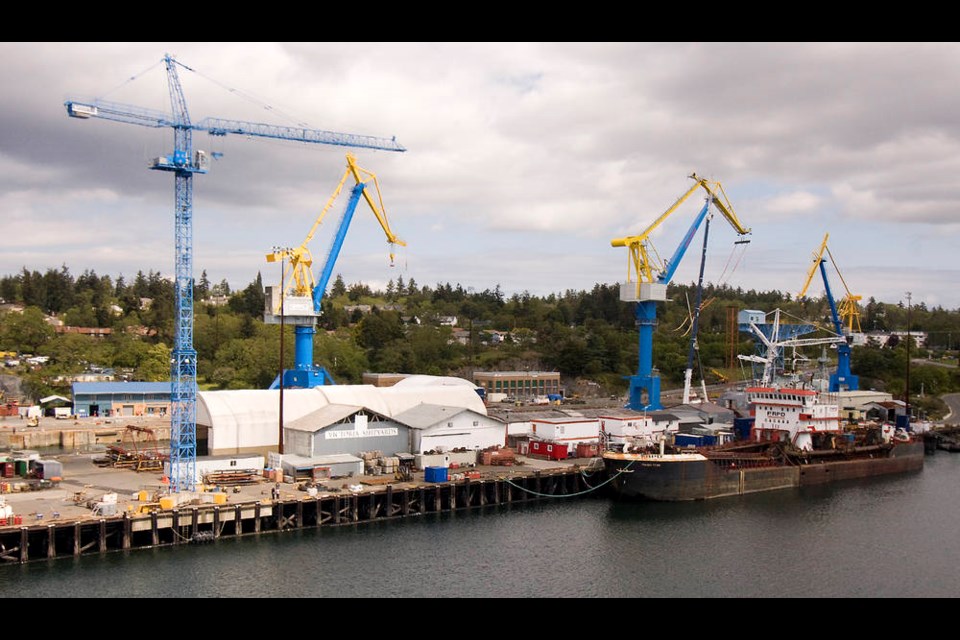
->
72, 382, 170, 395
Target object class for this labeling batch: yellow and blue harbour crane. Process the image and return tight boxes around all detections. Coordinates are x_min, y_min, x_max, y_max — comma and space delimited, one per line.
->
611, 174, 750, 410
797, 232, 861, 392
65, 54, 405, 492
264, 153, 405, 388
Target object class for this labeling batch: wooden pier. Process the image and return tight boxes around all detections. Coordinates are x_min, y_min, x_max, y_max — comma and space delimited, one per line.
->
0, 467, 595, 564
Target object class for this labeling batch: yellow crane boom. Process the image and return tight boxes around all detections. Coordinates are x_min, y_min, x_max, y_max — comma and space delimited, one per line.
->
798, 232, 862, 334
611, 173, 750, 285
266, 153, 406, 309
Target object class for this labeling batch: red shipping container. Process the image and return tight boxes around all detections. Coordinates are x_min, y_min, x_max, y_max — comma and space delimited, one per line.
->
576, 443, 598, 458
529, 440, 568, 461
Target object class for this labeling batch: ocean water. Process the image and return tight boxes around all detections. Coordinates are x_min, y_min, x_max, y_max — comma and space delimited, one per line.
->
3, 454, 959, 598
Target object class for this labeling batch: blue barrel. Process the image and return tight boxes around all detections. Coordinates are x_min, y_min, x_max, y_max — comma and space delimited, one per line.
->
896, 414, 911, 431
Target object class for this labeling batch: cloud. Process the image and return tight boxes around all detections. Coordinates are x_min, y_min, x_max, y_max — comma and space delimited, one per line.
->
764, 190, 823, 216
1, 42, 960, 309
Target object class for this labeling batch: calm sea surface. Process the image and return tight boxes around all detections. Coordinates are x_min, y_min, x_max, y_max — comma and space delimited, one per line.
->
3, 453, 959, 598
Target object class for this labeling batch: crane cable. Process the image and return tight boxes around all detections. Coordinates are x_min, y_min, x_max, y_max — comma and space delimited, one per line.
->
188, 64, 314, 130
98, 59, 164, 100
672, 231, 748, 334
714, 239, 750, 288
673, 295, 717, 334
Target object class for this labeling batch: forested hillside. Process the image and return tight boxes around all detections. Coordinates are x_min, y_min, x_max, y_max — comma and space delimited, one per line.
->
2, 265, 959, 418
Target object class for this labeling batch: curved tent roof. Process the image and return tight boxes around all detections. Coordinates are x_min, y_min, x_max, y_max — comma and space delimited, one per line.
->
198, 376, 486, 453
198, 388, 323, 453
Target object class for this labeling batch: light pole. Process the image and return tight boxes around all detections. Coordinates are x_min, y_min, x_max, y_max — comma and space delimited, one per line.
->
272, 245, 292, 455
905, 291, 911, 426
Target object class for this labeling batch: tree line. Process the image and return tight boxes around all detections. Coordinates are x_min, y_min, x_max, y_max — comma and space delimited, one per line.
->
2, 265, 960, 416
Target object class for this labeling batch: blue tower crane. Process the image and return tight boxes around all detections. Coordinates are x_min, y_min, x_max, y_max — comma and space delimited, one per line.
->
611, 174, 750, 411
65, 54, 405, 492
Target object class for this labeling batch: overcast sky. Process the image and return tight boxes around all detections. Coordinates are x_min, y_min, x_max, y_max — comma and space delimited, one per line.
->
2, 42, 958, 315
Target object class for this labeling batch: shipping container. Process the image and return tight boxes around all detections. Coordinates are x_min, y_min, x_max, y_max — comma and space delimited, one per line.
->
733, 417, 754, 441
575, 443, 599, 458
36, 459, 63, 480
674, 434, 707, 448
529, 440, 568, 460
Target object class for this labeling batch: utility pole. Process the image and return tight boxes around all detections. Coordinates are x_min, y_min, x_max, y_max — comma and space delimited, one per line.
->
274, 246, 292, 455
905, 291, 912, 425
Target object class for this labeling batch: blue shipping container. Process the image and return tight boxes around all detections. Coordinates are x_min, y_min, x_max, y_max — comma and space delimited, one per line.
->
675, 434, 706, 448
896, 414, 911, 431
733, 417, 754, 441
424, 466, 448, 483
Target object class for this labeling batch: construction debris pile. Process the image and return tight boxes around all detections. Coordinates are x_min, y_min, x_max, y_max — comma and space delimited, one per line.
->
480, 446, 516, 466
360, 450, 400, 476
202, 469, 261, 487
94, 426, 167, 472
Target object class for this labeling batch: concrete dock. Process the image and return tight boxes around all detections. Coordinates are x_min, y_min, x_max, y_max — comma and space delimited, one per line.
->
0, 448, 604, 564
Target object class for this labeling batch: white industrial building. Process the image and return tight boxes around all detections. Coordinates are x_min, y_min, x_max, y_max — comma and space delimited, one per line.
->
283, 406, 408, 458
392, 404, 505, 454
600, 411, 680, 447
197, 375, 488, 456
530, 417, 599, 447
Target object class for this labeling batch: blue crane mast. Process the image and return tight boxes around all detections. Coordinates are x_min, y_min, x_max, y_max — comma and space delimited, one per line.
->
65, 54, 405, 492
611, 174, 750, 411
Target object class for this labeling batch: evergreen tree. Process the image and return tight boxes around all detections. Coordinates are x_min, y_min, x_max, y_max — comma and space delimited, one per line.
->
196, 270, 211, 301
331, 274, 347, 297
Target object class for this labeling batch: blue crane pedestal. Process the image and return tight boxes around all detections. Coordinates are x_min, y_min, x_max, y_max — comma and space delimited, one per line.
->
627, 300, 662, 411
268, 326, 336, 389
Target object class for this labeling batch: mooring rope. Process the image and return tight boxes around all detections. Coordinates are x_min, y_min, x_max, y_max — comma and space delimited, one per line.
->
497, 458, 637, 498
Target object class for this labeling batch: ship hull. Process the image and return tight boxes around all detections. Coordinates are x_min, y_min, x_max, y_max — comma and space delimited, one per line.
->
604, 441, 925, 501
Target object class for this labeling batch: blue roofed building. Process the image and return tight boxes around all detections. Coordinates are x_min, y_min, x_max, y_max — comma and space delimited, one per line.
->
71, 381, 171, 418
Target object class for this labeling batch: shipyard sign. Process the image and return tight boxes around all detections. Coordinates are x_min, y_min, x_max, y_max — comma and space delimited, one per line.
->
325, 427, 399, 440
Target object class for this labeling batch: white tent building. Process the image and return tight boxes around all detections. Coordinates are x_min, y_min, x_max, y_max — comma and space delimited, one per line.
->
198, 375, 486, 456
